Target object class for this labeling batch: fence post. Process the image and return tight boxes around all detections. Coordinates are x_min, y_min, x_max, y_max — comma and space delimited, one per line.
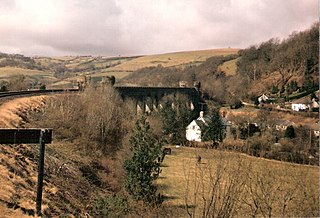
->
36, 129, 46, 216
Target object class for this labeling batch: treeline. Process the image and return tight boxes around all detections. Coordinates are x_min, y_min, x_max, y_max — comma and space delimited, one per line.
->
236, 22, 319, 88
0, 52, 45, 70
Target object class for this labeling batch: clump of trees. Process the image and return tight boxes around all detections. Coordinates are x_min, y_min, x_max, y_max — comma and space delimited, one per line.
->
226, 111, 319, 165
7, 74, 28, 91
29, 85, 134, 154
236, 23, 319, 95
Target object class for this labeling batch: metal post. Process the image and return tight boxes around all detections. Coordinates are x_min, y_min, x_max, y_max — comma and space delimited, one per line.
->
36, 130, 46, 216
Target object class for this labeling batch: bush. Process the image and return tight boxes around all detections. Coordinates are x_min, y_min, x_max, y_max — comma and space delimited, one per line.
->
92, 195, 129, 217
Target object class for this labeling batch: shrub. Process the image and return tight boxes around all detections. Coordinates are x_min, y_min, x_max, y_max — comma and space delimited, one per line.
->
92, 195, 129, 217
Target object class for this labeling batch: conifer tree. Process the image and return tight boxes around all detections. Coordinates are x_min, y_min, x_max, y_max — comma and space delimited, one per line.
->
202, 108, 225, 143
124, 117, 163, 205
284, 125, 296, 139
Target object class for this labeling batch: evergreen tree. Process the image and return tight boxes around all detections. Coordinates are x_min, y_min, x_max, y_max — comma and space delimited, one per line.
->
271, 83, 278, 94
202, 108, 225, 143
284, 125, 296, 139
124, 117, 163, 205
159, 95, 195, 145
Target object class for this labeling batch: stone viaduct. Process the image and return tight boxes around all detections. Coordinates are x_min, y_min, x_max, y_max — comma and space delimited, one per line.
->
114, 86, 203, 113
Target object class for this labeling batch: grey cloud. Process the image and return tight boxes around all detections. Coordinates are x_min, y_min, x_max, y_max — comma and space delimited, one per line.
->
0, 0, 317, 56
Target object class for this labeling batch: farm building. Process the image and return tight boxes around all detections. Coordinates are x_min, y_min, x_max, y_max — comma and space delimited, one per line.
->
258, 94, 269, 103
291, 95, 319, 112
291, 103, 309, 111
186, 111, 231, 142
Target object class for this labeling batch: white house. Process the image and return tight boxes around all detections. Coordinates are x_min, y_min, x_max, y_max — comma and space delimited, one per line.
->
186, 120, 205, 142
186, 111, 231, 142
291, 103, 309, 111
186, 111, 208, 142
258, 94, 269, 103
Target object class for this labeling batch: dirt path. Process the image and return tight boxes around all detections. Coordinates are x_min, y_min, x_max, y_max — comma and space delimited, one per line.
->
0, 96, 46, 128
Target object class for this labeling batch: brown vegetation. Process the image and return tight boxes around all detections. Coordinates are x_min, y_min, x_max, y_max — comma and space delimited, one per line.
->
158, 146, 319, 217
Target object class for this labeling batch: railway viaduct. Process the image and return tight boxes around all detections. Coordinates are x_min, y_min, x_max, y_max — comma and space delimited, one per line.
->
114, 86, 203, 113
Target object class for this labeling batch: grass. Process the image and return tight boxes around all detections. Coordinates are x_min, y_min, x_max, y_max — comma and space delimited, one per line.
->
158, 146, 319, 217
0, 67, 57, 84
0, 67, 50, 77
106, 48, 239, 73
218, 58, 238, 76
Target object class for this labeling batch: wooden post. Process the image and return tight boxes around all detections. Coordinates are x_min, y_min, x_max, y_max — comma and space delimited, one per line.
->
36, 129, 46, 216
0, 128, 52, 216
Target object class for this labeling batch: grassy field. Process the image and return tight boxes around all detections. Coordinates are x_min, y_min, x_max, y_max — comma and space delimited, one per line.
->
158, 146, 319, 217
106, 48, 239, 73
0, 67, 57, 84
0, 67, 50, 77
218, 58, 238, 76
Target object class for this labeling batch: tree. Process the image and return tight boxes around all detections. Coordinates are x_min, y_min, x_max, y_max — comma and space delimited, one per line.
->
202, 108, 225, 144
284, 125, 295, 139
159, 94, 195, 145
271, 83, 278, 94
124, 117, 163, 205
8, 74, 28, 91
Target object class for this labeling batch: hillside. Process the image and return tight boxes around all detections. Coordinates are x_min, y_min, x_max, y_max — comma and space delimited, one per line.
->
118, 23, 318, 104
0, 49, 239, 89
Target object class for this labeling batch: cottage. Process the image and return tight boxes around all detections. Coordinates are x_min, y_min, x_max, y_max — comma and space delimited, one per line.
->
258, 94, 269, 103
291, 103, 309, 111
186, 111, 231, 142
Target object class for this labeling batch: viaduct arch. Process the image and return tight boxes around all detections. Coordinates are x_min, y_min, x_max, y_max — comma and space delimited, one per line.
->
114, 86, 202, 113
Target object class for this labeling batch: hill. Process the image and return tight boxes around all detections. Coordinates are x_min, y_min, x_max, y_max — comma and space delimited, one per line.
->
0, 49, 239, 89
118, 22, 318, 105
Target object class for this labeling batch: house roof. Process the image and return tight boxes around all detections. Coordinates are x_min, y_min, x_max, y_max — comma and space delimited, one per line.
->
194, 119, 208, 129
275, 119, 294, 127
191, 115, 231, 129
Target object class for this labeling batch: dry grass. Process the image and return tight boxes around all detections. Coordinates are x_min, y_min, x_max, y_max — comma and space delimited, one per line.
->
107, 48, 239, 73
0, 67, 51, 77
92, 71, 132, 80
158, 146, 319, 217
222, 105, 318, 129
218, 58, 238, 76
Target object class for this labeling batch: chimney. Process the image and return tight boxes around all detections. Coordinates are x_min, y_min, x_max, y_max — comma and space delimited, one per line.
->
199, 111, 204, 118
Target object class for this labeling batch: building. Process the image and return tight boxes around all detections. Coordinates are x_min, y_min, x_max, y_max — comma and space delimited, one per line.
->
258, 94, 269, 103
291, 103, 309, 111
186, 111, 231, 142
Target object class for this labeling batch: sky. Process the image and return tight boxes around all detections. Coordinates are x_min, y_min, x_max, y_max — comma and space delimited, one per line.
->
0, 0, 318, 56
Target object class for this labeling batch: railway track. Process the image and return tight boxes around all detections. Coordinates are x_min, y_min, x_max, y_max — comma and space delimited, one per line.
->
0, 88, 79, 100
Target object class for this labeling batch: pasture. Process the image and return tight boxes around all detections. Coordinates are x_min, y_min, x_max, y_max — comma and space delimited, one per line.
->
158, 146, 319, 217
218, 58, 238, 76
106, 48, 239, 73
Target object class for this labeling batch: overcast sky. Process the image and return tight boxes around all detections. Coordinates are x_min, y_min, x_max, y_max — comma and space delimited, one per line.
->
0, 0, 317, 56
